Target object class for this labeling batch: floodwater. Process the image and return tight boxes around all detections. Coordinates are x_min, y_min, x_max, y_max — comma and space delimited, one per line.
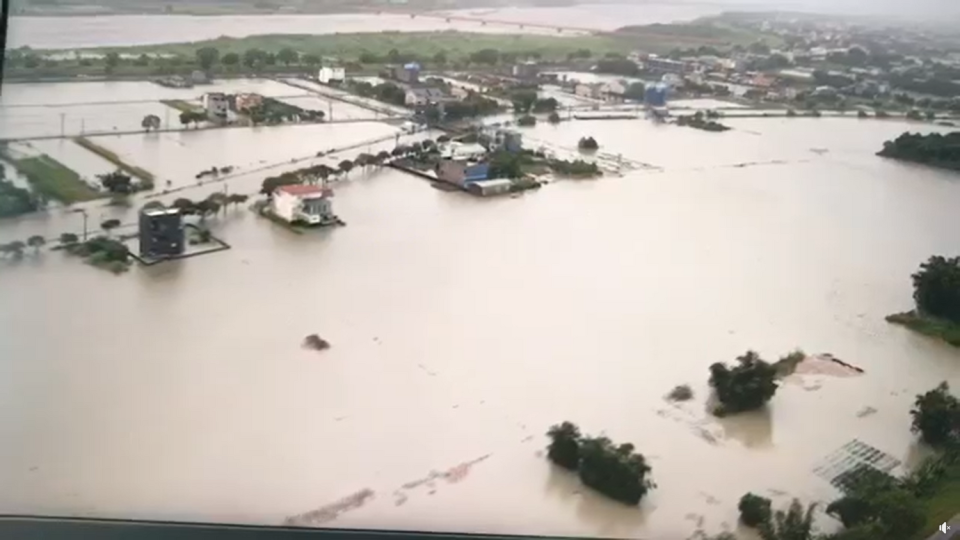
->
6, 4, 728, 50
0, 80, 310, 140
2, 106, 960, 539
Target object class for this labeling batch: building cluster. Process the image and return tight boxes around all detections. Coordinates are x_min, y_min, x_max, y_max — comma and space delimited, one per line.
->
617, 16, 960, 110
432, 127, 524, 196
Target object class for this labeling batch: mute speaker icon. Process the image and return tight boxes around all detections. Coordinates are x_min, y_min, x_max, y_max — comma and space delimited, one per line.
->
941, 522, 952, 534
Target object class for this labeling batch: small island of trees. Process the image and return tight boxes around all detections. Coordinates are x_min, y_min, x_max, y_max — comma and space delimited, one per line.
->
877, 131, 960, 172
546, 421, 655, 505
886, 255, 960, 346
708, 350, 779, 416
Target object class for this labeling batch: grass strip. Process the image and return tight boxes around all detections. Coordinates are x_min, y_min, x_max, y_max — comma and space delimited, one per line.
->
886, 311, 960, 347
74, 137, 156, 187
0, 147, 102, 203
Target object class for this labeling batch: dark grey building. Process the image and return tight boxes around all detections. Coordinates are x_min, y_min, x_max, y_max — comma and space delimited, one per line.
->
139, 208, 184, 258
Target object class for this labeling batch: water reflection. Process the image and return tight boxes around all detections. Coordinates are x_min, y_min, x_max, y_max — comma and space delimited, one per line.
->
543, 464, 649, 537
713, 407, 774, 449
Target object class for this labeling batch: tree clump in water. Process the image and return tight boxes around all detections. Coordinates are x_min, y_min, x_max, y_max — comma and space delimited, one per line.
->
738, 492, 772, 527
545, 421, 655, 506
303, 334, 330, 351
887, 255, 960, 346
910, 381, 960, 447
708, 350, 779, 416
666, 384, 694, 402
577, 136, 598, 151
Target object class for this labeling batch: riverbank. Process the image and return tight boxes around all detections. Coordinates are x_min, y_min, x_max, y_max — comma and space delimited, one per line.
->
886, 311, 960, 347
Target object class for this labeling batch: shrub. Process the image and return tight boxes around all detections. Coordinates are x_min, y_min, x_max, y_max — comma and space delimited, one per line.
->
738, 492, 772, 527
546, 421, 581, 470
708, 351, 778, 416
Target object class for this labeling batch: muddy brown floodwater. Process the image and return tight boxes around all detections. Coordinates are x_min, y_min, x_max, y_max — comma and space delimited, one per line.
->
1, 116, 960, 539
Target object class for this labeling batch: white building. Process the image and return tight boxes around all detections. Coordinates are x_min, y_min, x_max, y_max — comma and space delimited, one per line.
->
318, 66, 345, 84
270, 185, 335, 226
439, 141, 487, 161
201, 92, 228, 119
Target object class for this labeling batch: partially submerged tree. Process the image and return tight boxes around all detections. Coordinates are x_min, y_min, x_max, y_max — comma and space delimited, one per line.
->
708, 350, 779, 416
758, 499, 816, 540
911, 256, 960, 323
910, 381, 960, 446
578, 436, 654, 505
546, 421, 582, 470
738, 492, 772, 527
26, 235, 46, 254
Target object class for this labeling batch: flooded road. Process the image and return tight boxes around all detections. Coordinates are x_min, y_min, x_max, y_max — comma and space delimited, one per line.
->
2, 113, 960, 538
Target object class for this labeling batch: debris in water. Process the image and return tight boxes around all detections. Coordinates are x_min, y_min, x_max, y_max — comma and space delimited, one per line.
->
393, 492, 408, 506
667, 384, 694, 402
856, 406, 878, 418
777, 352, 864, 378
284, 488, 375, 526
521, 435, 534, 443
302, 334, 330, 352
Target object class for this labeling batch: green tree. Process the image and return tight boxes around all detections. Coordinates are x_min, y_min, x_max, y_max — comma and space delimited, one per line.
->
624, 82, 646, 101
910, 382, 960, 446
548, 111, 561, 124
196, 47, 220, 71
546, 422, 581, 470
758, 499, 816, 540
578, 136, 599, 150
105, 52, 120, 74
708, 350, 779, 416
303, 54, 321, 67
338, 159, 354, 176
98, 170, 134, 194
172, 197, 196, 214
511, 90, 538, 114
59, 232, 79, 245
911, 256, 960, 322
243, 48, 265, 69
277, 47, 299, 66
26, 235, 46, 254
100, 219, 121, 236
141, 114, 161, 132
226, 193, 249, 209
432, 51, 447, 66
578, 436, 654, 505
738, 493, 772, 527
469, 48, 500, 65
517, 115, 536, 127
222, 52, 240, 68
3, 240, 26, 259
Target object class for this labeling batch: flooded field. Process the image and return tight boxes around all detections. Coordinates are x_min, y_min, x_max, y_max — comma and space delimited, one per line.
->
0, 80, 310, 139
87, 122, 401, 190
2, 108, 960, 539
276, 96, 380, 121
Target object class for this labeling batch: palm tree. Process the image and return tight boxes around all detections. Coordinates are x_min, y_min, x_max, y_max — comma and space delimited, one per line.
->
338, 159, 354, 177
26, 235, 46, 254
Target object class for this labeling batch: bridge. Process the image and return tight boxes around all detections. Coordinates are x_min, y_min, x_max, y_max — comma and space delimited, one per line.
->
365, 8, 729, 45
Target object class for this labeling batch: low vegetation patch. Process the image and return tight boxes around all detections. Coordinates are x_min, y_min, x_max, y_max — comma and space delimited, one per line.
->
677, 111, 731, 132
887, 255, 960, 347
0, 149, 101, 204
64, 236, 132, 274
546, 421, 655, 505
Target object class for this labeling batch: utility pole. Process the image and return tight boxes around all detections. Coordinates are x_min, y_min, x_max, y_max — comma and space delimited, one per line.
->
59, 113, 65, 138
328, 100, 333, 122
80, 118, 86, 135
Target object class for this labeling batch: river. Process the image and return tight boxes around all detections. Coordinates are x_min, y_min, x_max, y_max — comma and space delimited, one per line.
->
1, 100, 960, 538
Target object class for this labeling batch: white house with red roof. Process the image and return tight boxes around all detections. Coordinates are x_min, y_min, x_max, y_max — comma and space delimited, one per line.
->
270, 184, 336, 225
